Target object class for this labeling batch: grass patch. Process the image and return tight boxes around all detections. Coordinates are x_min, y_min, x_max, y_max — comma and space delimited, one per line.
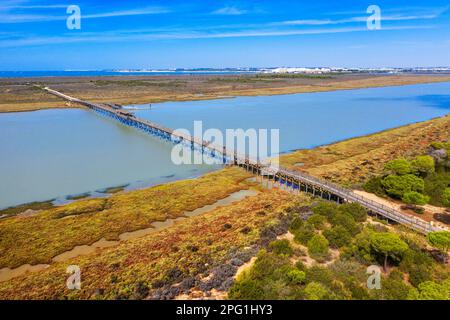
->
0, 167, 252, 268
0, 190, 302, 299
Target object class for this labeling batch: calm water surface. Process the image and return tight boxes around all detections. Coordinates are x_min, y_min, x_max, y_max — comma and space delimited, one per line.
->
1, 82, 449, 208
134, 82, 450, 152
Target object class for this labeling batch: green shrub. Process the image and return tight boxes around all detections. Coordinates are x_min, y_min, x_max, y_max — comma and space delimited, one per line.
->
400, 249, 434, 287
363, 176, 386, 197
308, 214, 327, 229
384, 158, 412, 175
407, 281, 450, 300
268, 239, 293, 257
323, 225, 352, 248
304, 282, 329, 300
424, 173, 450, 206
351, 229, 377, 264
289, 217, 304, 232
374, 276, 411, 300
311, 202, 339, 219
443, 188, 450, 208
295, 260, 307, 272
305, 266, 334, 287
250, 250, 291, 280
329, 213, 361, 236
338, 203, 368, 222
411, 155, 435, 176
382, 174, 425, 199
228, 278, 264, 300
431, 142, 445, 150
307, 234, 329, 260
287, 269, 306, 284
402, 191, 429, 205
427, 231, 450, 257
293, 224, 315, 245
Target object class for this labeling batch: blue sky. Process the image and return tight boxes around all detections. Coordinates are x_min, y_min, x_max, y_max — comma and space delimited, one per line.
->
0, 0, 449, 70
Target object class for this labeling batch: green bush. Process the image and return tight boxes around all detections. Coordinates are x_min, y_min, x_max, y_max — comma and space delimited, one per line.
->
304, 282, 329, 300
311, 202, 339, 219
402, 191, 429, 205
407, 280, 450, 300
307, 214, 327, 229
228, 278, 264, 300
307, 234, 329, 260
250, 250, 291, 280
351, 229, 377, 264
375, 276, 411, 300
382, 174, 425, 199
295, 260, 307, 272
287, 269, 306, 284
443, 188, 450, 208
384, 158, 412, 175
427, 231, 450, 257
268, 239, 293, 257
424, 172, 450, 206
305, 266, 334, 287
411, 155, 435, 176
338, 203, 368, 222
323, 226, 352, 248
400, 249, 434, 287
293, 224, 315, 245
363, 176, 386, 197
431, 142, 445, 150
329, 213, 361, 236
289, 217, 304, 232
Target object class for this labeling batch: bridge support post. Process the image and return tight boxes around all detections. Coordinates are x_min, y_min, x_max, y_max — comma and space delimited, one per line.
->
223, 146, 227, 164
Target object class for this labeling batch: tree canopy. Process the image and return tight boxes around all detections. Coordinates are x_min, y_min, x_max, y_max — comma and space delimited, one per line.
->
370, 233, 409, 270
384, 158, 413, 175
382, 174, 425, 199
402, 191, 429, 205
411, 155, 435, 176
427, 231, 450, 255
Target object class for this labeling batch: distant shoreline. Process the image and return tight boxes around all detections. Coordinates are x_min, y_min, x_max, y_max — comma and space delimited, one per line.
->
1, 73, 450, 113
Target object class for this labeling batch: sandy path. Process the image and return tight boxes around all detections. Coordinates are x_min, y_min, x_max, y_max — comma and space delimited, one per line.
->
353, 190, 449, 229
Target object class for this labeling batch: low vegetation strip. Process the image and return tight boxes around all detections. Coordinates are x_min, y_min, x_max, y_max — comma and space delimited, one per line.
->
0, 167, 252, 269
0, 190, 303, 300
281, 115, 450, 186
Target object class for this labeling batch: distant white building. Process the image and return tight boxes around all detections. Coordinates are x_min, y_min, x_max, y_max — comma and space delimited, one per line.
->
265, 67, 332, 74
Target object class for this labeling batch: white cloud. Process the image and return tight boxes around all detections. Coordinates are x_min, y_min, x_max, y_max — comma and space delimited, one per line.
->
279, 11, 443, 27
211, 6, 247, 15
0, 24, 434, 48
0, 5, 170, 23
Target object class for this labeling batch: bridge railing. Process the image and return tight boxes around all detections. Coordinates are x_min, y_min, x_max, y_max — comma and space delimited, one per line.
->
273, 166, 445, 233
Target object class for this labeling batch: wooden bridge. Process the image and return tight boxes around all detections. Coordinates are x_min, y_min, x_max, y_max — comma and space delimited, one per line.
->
41, 86, 447, 234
